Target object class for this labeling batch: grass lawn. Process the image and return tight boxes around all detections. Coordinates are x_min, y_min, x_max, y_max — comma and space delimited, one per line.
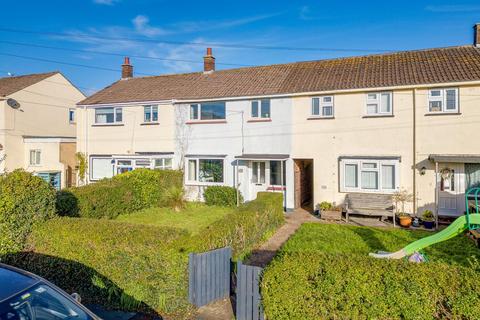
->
115, 202, 233, 234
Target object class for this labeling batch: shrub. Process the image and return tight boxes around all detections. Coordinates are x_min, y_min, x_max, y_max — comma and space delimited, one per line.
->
0, 170, 56, 254
318, 201, 333, 211
422, 209, 434, 221
164, 186, 186, 212
57, 169, 183, 218
204, 185, 242, 207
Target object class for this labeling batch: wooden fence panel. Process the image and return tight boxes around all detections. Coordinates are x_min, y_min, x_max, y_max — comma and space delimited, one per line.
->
236, 261, 264, 320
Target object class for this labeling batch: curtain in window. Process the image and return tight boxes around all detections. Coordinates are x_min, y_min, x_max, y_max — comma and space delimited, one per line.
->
95, 108, 114, 123
361, 171, 378, 189
466, 164, 480, 189
380, 93, 391, 113
382, 165, 395, 189
345, 164, 358, 188
188, 160, 197, 181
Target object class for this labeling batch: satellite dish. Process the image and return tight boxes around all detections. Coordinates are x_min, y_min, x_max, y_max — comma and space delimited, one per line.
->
6, 98, 20, 109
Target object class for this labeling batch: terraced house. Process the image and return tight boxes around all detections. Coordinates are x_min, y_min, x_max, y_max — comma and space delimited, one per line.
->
78, 24, 480, 217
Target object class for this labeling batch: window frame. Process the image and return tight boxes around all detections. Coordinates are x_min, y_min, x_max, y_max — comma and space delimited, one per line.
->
340, 158, 399, 193
94, 107, 123, 124
143, 105, 159, 123
427, 88, 459, 114
365, 92, 393, 116
29, 149, 41, 166
153, 158, 173, 170
189, 102, 226, 122
186, 157, 225, 185
311, 96, 334, 118
250, 99, 271, 119
68, 108, 75, 124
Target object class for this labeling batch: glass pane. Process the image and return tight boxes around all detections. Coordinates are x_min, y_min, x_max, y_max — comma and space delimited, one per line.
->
382, 165, 395, 189
429, 100, 442, 112
252, 162, 258, 183
465, 163, 480, 189
323, 96, 332, 103
345, 164, 358, 188
199, 159, 224, 182
164, 158, 172, 168
190, 104, 199, 120
154, 159, 164, 167
362, 162, 377, 169
367, 93, 377, 100
261, 99, 270, 118
188, 159, 197, 181
380, 93, 391, 113
95, 108, 114, 123
152, 106, 158, 121
144, 106, 151, 122
259, 162, 266, 184
200, 102, 226, 120
430, 90, 441, 97
117, 160, 132, 166
322, 106, 333, 117
312, 98, 320, 115
367, 104, 378, 114
361, 171, 378, 189
446, 90, 457, 110
270, 161, 283, 185
251, 101, 259, 117
115, 108, 122, 122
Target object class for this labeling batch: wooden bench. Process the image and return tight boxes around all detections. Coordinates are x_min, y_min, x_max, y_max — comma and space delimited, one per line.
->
343, 193, 395, 226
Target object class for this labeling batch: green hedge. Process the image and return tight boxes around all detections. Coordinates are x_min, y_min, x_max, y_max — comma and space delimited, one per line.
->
0, 170, 56, 254
4, 192, 284, 318
56, 169, 183, 218
204, 186, 242, 207
261, 223, 480, 319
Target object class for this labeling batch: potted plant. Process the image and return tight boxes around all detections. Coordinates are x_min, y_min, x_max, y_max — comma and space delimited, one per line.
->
318, 201, 342, 220
422, 210, 435, 229
397, 212, 412, 227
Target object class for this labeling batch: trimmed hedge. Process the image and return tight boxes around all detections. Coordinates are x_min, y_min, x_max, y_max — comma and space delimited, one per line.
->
0, 170, 56, 254
56, 169, 183, 218
262, 223, 480, 319
204, 186, 242, 207
4, 192, 284, 318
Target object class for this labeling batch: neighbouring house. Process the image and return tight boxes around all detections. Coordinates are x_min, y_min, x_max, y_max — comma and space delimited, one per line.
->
78, 24, 480, 217
0, 72, 85, 189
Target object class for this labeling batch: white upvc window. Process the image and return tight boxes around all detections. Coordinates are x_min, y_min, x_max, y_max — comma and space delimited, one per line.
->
251, 99, 271, 119
366, 92, 392, 116
340, 158, 399, 193
187, 158, 224, 184
428, 88, 458, 113
29, 149, 41, 166
251, 161, 266, 184
95, 107, 123, 124
144, 105, 158, 123
312, 96, 334, 118
154, 158, 173, 170
189, 102, 226, 121
69, 108, 75, 123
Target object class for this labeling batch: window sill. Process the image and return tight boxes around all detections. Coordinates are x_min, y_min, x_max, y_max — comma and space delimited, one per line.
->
186, 120, 227, 125
140, 122, 160, 126
424, 112, 461, 116
307, 116, 335, 120
247, 118, 272, 123
185, 181, 225, 186
92, 123, 124, 127
362, 114, 394, 118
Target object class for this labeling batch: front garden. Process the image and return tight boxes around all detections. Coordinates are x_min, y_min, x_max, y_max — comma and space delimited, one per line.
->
262, 223, 480, 319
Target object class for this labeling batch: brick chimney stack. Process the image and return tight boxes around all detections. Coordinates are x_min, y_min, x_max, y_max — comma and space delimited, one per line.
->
474, 24, 480, 47
203, 48, 215, 73
121, 57, 133, 79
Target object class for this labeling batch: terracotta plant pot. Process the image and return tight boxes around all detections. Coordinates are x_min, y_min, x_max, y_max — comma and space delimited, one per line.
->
399, 216, 412, 228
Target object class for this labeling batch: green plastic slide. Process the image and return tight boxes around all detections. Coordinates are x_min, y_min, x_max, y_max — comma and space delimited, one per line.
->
370, 214, 480, 259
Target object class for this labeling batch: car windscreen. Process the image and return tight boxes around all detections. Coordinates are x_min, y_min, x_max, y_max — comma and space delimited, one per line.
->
0, 283, 94, 320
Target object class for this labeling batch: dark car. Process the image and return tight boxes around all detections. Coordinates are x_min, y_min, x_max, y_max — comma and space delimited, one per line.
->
0, 263, 100, 320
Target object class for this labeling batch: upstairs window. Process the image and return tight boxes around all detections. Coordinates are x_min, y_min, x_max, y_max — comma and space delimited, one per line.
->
251, 99, 271, 119
428, 88, 458, 113
29, 149, 41, 166
366, 92, 392, 116
68, 108, 75, 123
190, 102, 226, 121
95, 107, 123, 124
312, 96, 334, 118
144, 105, 158, 123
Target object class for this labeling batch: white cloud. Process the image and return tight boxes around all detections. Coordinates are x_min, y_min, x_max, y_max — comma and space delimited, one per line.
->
425, 4, 480, 12
132, 15, 169, 37
93, 0, 120, 5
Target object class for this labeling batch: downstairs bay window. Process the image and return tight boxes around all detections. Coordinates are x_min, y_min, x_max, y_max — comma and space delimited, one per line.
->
187, 158, 224, 184
340, 158, 399, 193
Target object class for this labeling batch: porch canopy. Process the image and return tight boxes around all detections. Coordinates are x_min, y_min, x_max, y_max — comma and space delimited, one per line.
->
428, 154, 480, 163
234, 153, 290, 161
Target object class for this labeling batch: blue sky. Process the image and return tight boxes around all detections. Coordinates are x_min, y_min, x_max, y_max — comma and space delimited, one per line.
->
1, 0, 480, 95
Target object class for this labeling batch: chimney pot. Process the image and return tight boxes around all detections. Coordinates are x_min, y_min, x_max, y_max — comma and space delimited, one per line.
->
203, 48, 215, 73
475, 24, 480, 47
121, 56, 133, 79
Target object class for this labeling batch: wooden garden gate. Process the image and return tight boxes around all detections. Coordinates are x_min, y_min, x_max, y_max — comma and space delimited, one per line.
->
236, 261, 264, 320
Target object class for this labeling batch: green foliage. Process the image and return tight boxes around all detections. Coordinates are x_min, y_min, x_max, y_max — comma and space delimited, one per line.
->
0, 170, 56, 254
5, 192, 284, 317
56, 169, 183, 218
204, 185, 243, 207
163, 186, 186, 212
262, 223, 480, 319
422, 210, 435, 221
319, 201, 333, 211
75, 152, 87, 184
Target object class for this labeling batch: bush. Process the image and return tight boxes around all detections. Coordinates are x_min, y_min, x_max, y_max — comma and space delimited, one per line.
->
57, 169, 183, 218
318, 201, 333, 211
4, 192, 284, 317
204, 185, 242, 207
0, 170, 56, 254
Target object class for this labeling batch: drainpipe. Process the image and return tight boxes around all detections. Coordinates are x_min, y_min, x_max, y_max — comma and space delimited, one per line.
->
236, 159, 240, 207
435, 161, 439, 230
412, 88, 417, 216
281, 160, 285, 211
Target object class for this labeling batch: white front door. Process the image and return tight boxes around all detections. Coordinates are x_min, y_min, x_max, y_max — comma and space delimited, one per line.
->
251, 161, 267, 199
438, 163, 465, 217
